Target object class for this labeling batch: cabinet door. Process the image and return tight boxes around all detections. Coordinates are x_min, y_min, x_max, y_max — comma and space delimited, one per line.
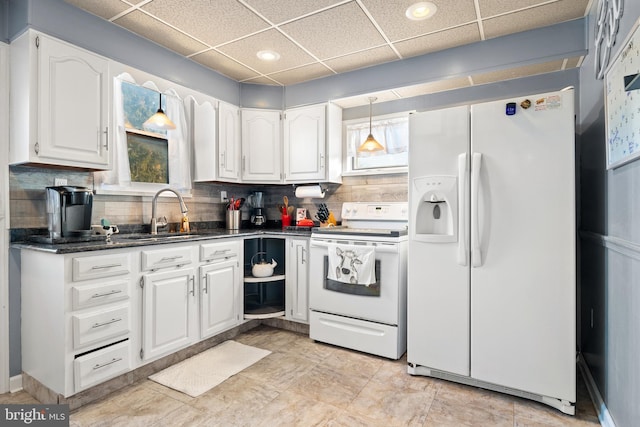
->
142, 267, 196, 361
37, 34, 110, 168
218, 101, 241, 182
200, 258, 240, 339
284, 105, 325, 182
286, 238, 309, 323
241, 109, 281, 182
191, 98, 217, 182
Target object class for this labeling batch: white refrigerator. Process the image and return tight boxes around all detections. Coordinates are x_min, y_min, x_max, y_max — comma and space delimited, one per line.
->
407, 89, 576, 415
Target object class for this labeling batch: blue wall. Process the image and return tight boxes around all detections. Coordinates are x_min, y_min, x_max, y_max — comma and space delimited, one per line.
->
578, 2, 640, 426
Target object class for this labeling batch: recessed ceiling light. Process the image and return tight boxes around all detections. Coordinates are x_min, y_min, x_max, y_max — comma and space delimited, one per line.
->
406, 2, 437, 21
256, 50, 280, 61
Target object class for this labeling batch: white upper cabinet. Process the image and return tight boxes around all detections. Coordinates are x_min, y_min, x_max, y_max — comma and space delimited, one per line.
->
284, 103, 342, 184
189, 97, 218, 182
241, 108, 282, 183
10, 30, 110, 169
218, 101, 241, 182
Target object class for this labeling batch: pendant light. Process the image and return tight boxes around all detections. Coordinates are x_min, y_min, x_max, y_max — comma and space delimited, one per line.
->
358, 97, 385, 152
143, 92, 176, 131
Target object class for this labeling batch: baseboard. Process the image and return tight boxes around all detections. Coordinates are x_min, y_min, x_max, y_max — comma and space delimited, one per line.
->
9, 374, 22, 393
578, 354, 616, 427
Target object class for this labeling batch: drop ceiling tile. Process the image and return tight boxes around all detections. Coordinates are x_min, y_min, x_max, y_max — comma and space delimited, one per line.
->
361, 0, 478, 42
324, 46, 399, 74
141, 0, 269, 47
280, 2, 386, 60
478, 0, 557, 17
191, 49, 260, 81
114, 10, 209, 56
394, 76, 471, 97
241, 76, 283, 86
242, 0, 343, 24
471, 60, 564, 85
267, 63, 335, 86
482, 1, 589, 40
394, 23, 480, 58
64, 0, 131, 20
217, 29, 316, 74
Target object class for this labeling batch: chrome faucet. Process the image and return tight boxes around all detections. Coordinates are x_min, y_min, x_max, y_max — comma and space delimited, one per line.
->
150, 188, 189, 234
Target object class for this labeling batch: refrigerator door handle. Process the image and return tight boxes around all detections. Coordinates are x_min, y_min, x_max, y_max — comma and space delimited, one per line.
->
457, 153, 468, 266
471, 152, 483, 267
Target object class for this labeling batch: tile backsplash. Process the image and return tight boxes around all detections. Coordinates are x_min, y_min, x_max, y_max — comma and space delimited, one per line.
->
9, 165, 407, 230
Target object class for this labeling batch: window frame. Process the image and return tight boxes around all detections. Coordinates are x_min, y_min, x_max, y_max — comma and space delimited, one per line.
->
342, 111, 412, 176
94, 70, 193, 198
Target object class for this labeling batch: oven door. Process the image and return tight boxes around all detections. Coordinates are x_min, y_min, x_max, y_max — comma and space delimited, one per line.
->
309, 237, 400, 325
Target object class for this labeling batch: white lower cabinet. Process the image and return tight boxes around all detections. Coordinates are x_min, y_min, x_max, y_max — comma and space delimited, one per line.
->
285, 237, 309, 323
200, 258, 240, 338
20, 248, 134, 397
199, 240, 241, 339
141, 266, 197, 361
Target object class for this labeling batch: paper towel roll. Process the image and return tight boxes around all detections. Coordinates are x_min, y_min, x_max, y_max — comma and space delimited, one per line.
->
295, 185, 325, 198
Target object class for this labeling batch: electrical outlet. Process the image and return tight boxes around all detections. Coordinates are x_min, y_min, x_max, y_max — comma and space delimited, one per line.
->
54, 178, 67, 186
221, 190, 228, 202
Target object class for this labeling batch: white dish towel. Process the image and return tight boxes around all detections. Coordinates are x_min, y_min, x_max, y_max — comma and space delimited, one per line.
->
327, 243, 376, 286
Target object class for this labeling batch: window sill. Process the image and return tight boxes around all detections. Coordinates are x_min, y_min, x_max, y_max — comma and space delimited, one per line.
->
341, 167, 408, 177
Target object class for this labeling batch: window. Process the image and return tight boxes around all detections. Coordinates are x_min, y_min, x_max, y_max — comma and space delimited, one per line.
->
344, 113, 410, 175
95, 73, 191, 195
121, 81, 169, 184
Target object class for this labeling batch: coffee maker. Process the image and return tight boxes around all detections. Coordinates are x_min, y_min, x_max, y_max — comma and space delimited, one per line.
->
248, 191, 266, 227
43, 186, 94, 242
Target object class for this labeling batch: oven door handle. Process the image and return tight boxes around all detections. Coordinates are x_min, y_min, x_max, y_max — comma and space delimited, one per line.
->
310, 240, 400, 254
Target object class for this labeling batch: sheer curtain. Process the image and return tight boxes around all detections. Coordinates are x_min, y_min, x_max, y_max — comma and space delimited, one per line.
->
95, 74, 132, 187
165, 88, 191, 192
346, 116, 409, 170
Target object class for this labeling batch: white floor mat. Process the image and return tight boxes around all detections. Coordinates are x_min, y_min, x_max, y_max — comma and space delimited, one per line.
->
148, 340, 271, 397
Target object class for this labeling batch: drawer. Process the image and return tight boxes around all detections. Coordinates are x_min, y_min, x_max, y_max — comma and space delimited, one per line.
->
72, 304, 129, 350
73, 253, 131, 282
74, 340, 130, 392
141, 245, 193, 271
72, 279, 129, 310
200, 240, 239, 262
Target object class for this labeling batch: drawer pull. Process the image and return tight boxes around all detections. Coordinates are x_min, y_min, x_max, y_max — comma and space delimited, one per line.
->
91, 263, 122, 270
93, 357, 123, 370
156, 255, 183, 264
214, 249, 231, 254
91, 318, 122, 329
91, 290, 123, 299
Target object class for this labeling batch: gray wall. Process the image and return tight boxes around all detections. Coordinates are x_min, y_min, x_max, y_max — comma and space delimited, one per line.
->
578, 1, 640, 426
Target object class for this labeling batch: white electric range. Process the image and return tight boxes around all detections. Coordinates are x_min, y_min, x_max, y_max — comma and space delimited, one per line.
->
308, 202, 408, 359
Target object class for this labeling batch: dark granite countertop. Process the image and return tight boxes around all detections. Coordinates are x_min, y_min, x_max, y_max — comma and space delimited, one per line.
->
11, 226, 313, 254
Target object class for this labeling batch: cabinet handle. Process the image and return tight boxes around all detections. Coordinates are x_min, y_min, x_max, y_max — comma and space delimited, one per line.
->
156, 255, 183, 264
91, 290, 122, 299
93, 357, 123, 370
242, 156, 246, 173
190, 276, 195, 296
103, 127, 109, 150
220, 152, 225, 169
301, 247, 306, 264
91, 318, 122, 328
91, 263, 122, 270
202, 275, 208, 294
214, 249, 231, 254
320, 154, 325, 169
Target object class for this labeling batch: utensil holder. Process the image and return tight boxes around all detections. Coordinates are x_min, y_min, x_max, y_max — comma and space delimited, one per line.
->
226, 210, 240, 230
